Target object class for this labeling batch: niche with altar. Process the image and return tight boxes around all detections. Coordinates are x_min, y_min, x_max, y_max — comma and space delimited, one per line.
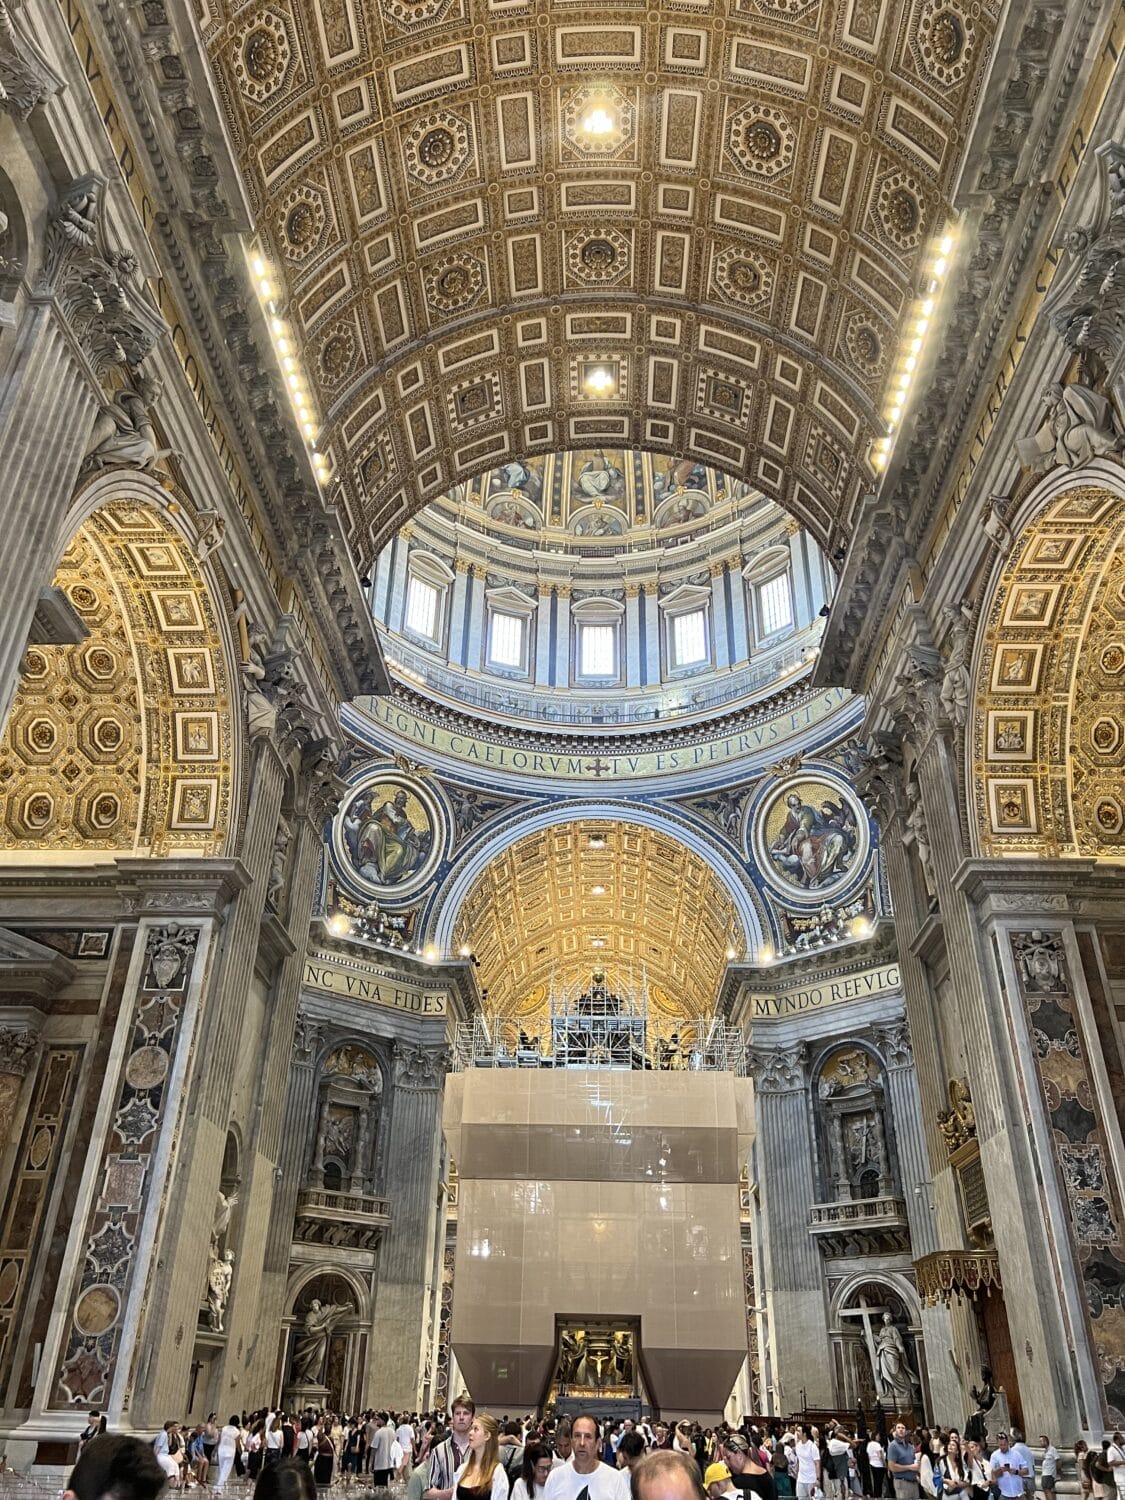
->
306, 1045, 385, 1195
814, 1045, 895, 1202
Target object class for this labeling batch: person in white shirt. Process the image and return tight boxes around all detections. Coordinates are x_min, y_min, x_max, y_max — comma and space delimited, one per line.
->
453, 1414, 511, 1500
215, 1416, 242, 1491
1038, 1437, 1058, 1498
826, 1433, 852, 1500
399, 1418, 417, 1469
512, 1443, 553, 1500
795, 1426, 821, 1500
153, 1423, 182, 1485
706, 1462, 741, 1500
1106, 1433, 1125, 1500
1010, 1436, 1035, 1500
989, 1435, 1028, 1500
544, 1415, 621, 1500
868, 1439, 888, 1500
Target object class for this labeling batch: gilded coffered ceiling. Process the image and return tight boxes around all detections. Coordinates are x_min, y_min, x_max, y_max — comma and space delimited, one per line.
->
201, 0, 998, 564
451, 820, 744, 1030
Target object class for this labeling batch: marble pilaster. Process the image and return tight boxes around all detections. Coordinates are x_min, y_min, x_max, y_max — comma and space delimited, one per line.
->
370, 1043, 447, 1407
625, 588, 642, 686
746, 1042, 834, 1409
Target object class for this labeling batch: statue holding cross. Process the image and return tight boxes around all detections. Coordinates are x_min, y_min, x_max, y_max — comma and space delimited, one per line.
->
840, 1293, 920, 1409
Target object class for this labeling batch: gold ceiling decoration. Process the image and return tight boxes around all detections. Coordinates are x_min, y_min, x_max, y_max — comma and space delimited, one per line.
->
201, 0, 998, 560
971, 485, 1125, 858
451, 820, 744, 1030
0, 501, 236, 857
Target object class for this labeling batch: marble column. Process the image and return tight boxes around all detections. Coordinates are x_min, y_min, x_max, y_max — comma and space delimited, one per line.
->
554, 587, 572, 688
370, 1043, 448, 1407
448, 561, 471, 670
746, 1042, 833, 1409
0, 178, 164, 731
641, 585, 660, 689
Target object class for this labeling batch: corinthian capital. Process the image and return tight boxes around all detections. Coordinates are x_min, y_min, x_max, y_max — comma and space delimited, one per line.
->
873, 1020, 913, 1070
394, 1043, 451, 1091
853, 732, 905, 829
0, 1022, 41, 1076
746, 1041, 808, 1093
0, 2, 63, 120
38, 176, 165, 375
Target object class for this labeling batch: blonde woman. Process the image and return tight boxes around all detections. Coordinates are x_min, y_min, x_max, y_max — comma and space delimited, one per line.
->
453, 1414, 510, 1500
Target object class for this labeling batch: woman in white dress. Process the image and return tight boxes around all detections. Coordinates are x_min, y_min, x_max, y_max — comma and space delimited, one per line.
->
216, 1415, 242, 1490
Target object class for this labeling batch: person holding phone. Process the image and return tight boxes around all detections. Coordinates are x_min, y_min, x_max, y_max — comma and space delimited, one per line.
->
989, 1435, 1028, 1500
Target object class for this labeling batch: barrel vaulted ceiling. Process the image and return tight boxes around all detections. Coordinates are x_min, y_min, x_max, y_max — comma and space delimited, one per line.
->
451, 820, 744, 1028
201, 0, 999, 565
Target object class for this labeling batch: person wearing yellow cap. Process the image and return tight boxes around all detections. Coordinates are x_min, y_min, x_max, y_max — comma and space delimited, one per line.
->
705, 1463, 740, 1500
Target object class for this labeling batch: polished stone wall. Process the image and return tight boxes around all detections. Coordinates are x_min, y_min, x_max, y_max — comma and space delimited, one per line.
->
444, 1067, 752, 1417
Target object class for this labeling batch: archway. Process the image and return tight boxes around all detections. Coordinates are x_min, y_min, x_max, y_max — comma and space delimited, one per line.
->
970, 463, 1125, 858
446, 813, 749, 1045
0, 485, 238, 857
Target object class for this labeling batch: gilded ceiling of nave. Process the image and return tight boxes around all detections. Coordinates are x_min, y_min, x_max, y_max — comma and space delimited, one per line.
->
451, 820, 744, 1030
201, 0, 998, 561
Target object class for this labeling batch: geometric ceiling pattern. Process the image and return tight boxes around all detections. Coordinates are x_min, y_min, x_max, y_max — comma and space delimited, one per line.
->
450, 819, 744, 1032
201, 0, 998, 566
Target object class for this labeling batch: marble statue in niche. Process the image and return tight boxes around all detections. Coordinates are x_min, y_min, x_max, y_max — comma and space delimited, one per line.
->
291, 1297, 350, 1385
874, 1312, 920, 1404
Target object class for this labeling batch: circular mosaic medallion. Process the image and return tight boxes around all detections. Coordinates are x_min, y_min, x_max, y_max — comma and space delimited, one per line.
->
752, 775, 869, 901
125, 1043, 169, 1091
333, 773, 446, 900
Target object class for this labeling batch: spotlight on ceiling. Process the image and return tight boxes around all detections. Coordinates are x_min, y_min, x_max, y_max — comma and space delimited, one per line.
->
459, 944, 473, 958
725, 946, 738, 961
582, 106, 615, 136
819, 604, 831, 617
360, 574, 372, 588
584, 366, 615, 396
326, 912, 351, 937
591, 885, 607, 895
588, 834, 607, 849
591, 938, 606, 949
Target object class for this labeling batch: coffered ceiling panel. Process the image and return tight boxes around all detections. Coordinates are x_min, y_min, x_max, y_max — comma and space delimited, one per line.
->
201, 0, 998, 564
451, 820, 744, 1030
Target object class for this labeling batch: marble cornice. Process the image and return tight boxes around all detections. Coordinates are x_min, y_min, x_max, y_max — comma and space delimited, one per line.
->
815, 0, 1109, 693
378, 674, 835, 757
952, 857, 1125, 917
718, 925, 899, 1018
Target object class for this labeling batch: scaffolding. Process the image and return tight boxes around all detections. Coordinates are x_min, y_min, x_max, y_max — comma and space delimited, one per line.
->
451, 967, 746, 1074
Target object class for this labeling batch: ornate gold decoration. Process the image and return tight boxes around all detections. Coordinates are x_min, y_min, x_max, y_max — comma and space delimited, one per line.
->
936, 1076, 976, 1155
914, 1249, 1002, 1307
199, 1, 997, 556
971, 484, 1125, 856
451, 819, 743, 1031
0, 501, 234, 856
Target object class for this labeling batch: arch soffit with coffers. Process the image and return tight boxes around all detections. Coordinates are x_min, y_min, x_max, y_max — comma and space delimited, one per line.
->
827, 1268, 923, 1330
198, 1, 999, 562
427, 797, 767, 953
968, 460, 1125, 859
0, 473, 240, 858
284, 1263, 372, 1323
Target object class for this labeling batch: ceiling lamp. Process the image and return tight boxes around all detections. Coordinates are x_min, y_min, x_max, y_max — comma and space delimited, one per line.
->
588, 834, 607, 849
582, 106, 615, 135
591, 884, 607, 896
584, 365, 615, 396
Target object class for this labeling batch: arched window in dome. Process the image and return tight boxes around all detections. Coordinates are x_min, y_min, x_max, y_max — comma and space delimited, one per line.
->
658, 582, 713, 675
484, 585, 536, 676
403, 549, 454, 648
744, 543, 796, 645
571, 596, 624, 684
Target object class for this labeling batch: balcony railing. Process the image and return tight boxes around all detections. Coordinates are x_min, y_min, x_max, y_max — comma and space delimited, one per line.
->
808, 1195, 908, 1229
293, 1188, 390, 1250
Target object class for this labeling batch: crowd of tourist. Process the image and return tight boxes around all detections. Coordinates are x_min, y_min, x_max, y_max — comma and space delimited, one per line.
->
63, 1400, 1125, 1500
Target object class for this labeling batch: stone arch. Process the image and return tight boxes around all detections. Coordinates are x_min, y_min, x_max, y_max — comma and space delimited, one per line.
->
0, 476, 239, 856
969, 460, 1125, 857
430, 797, 765, 952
